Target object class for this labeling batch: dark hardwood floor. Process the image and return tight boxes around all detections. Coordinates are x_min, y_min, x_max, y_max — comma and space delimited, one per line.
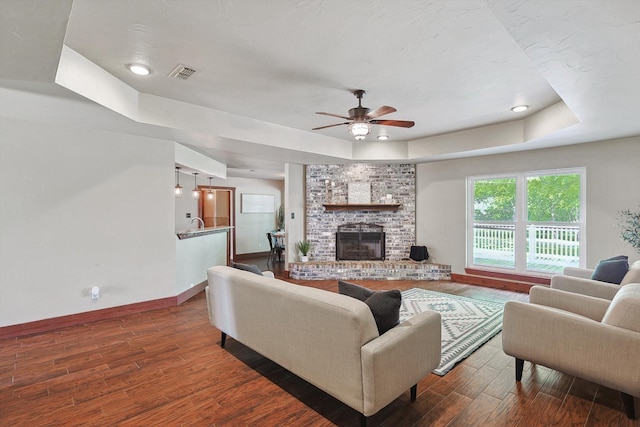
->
1, 256, 637, 426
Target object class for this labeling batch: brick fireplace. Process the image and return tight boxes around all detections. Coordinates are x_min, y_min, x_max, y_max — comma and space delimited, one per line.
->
305, 164, 416, 261
293, 164, 450, 281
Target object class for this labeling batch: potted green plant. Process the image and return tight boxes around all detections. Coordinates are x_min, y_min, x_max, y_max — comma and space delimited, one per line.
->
276, 205, 285, 231
618, 205, 640, 253
295, 240, 312, 262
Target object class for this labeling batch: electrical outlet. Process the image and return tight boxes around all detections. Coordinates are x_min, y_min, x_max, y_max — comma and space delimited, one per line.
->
291, 212, 295, 219
186, 213, 191, 218
91, 286, 100, 301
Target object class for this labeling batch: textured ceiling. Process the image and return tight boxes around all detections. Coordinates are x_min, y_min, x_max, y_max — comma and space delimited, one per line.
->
1, 0, 639, 179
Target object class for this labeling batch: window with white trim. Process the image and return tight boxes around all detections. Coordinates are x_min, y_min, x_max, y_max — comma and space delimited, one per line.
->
467, 168, 585, 275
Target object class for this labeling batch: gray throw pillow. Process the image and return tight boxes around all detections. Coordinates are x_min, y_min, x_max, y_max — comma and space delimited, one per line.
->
338, 281, 401, 335
231, 262, 264, 276
591, 257, 629, 284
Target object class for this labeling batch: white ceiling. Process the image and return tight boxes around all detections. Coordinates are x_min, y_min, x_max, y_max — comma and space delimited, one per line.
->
1, 0, 639, 179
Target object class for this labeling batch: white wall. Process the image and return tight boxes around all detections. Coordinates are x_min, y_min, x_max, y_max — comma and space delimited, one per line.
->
208, 176, 284, 255
416, 137, 640, 274
0, 116, 177, 326
176, 232, 228, 294
284, 163, 305, 263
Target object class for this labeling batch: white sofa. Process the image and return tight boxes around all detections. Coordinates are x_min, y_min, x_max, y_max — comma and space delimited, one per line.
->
205, 265, 441, 425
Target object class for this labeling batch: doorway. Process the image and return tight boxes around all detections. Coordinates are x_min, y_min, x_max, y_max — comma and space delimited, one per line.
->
198, 186, 236, 262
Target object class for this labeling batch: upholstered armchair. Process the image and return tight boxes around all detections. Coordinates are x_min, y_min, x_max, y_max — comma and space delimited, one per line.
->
502, 284, 640, 419
551, 260, 640, 300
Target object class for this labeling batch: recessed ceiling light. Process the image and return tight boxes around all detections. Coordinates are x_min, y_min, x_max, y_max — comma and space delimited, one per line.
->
127, 63, 151, 76
377, 135, 389, 141
511, 105, 529, 113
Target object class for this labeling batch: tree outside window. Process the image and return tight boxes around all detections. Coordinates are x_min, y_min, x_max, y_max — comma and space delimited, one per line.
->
469, 170, 584, 274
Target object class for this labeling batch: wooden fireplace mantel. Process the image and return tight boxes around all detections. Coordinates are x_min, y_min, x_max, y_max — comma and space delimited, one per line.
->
322, 203, 401, 212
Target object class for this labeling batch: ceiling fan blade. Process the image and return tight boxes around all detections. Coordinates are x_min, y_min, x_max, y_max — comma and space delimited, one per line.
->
315, 112, 352, 120
312, 122, 350, 130
366, 105, 396, 119
370, 119, 415, 128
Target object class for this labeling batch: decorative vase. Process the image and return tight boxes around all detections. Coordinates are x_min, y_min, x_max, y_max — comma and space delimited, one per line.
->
300, 255, 309, 262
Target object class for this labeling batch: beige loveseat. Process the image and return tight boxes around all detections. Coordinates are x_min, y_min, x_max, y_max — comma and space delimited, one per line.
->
205, 265, 441, 425
502, 284, 640, 419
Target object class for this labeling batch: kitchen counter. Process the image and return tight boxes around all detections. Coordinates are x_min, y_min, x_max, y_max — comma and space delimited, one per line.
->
176, 226, 233, 240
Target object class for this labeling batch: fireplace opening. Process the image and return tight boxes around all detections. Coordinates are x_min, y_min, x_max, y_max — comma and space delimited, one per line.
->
336, 223, 385, 261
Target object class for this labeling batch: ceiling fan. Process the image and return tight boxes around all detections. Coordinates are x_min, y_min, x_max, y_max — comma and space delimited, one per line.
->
312, 89, 415, 140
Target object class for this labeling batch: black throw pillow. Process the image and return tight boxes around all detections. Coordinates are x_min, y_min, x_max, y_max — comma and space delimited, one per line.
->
591, 256, 629, 284
338, 281, 401, 335
338, 281, 374, 301
601, 255, 629, 262
231, 262, 264, 276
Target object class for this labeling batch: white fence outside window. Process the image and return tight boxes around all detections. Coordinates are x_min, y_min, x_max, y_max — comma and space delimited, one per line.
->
473, 223, 580, 273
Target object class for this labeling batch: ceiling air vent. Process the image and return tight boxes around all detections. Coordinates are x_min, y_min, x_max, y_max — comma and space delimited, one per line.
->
168, 64, 196, 80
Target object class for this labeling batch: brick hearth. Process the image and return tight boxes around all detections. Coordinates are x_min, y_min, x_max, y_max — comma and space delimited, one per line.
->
288, 260, 451, 281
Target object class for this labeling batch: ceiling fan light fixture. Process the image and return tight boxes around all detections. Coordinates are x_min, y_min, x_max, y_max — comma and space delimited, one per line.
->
348, 122, 371, 141
312, 90, 413, 139
511, 105, 529, 112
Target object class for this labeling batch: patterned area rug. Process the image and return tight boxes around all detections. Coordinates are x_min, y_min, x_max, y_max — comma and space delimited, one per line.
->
400, 288, 504, 376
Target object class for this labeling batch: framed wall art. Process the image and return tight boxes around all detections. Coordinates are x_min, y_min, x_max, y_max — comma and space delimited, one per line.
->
348, 182, 371, 204
241, 193, 275, 213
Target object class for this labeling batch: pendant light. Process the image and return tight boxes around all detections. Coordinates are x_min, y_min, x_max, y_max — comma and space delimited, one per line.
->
174, 167, 183, 197
207, 176, 214, 200
192, 172, 200, 199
